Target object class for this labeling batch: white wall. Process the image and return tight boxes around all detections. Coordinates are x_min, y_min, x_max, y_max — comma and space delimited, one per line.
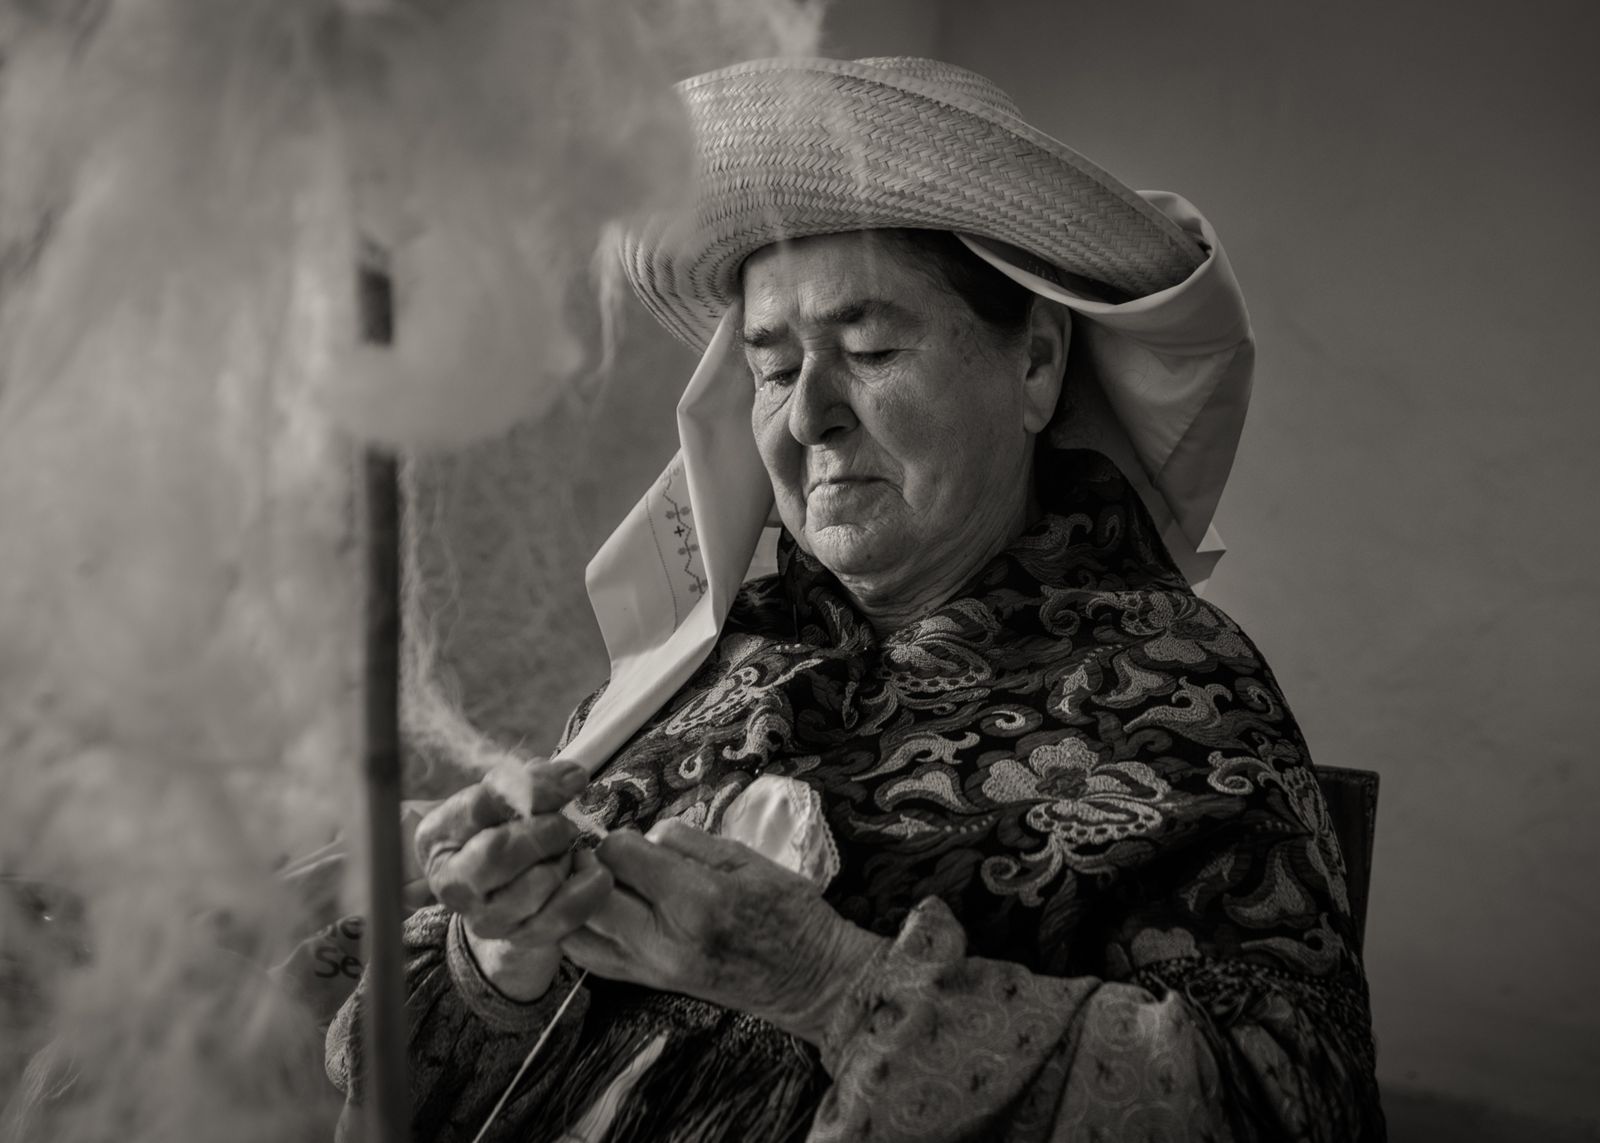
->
929, 0, 1600, 1132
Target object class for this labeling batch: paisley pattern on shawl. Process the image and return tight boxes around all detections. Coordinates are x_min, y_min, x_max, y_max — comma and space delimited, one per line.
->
567, 448, 1362, 986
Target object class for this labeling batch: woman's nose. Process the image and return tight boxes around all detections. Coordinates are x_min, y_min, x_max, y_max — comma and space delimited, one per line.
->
786, 360, 857, 446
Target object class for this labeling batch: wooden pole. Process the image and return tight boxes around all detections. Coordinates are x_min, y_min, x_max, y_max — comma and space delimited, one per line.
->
358, 241, 410, 1143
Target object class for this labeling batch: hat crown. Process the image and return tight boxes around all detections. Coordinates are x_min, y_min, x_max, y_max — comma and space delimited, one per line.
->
852, 56, 1023, 118
634, 54, 1209, 347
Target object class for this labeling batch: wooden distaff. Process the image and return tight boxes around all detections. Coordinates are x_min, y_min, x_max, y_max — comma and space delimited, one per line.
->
357, 243, 410, 1143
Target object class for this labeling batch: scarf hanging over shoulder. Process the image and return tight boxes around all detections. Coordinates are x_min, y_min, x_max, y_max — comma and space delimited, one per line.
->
528, 448, 1359, 1143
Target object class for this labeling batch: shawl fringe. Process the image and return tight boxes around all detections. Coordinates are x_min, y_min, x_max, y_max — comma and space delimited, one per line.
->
528, 985, 825, 1143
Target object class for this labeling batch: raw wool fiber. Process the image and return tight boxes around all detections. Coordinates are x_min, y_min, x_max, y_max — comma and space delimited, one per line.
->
0, 2, 363, 1138
398, 311, 699, 794
0, 2, 819, 1141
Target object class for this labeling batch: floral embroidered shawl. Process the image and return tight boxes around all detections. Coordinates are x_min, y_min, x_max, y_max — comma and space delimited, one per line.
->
570, 446, 1357, 969
494, 446, 1376, 1141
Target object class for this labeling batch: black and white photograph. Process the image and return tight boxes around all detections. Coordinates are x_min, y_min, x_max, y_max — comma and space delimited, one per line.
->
2, 2, 1594, 1140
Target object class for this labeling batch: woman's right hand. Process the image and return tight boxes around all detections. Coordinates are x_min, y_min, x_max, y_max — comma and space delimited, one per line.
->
413, 758, 612, 1001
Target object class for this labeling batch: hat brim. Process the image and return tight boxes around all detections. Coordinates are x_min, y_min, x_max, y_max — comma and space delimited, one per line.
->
618, 57, 1208, 350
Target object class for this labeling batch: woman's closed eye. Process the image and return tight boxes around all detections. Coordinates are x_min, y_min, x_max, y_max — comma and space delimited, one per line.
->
754, 365, 799, 387
745, 349, 797, 387
749, 347, 898, 388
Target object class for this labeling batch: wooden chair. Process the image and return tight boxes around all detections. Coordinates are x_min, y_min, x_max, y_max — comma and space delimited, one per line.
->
1314, 766, 1380, 952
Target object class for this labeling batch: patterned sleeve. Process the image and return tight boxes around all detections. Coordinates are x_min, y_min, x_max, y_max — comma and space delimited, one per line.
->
811, 888, 1381, 1142
810, 896, 1234, 1142
324, 905, 590, 1143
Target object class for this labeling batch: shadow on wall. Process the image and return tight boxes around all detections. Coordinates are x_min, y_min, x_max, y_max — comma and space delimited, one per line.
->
1385, 1088, 1600, 1143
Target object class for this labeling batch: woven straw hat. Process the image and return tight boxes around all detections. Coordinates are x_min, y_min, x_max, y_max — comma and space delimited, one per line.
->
618, 55, 1210, 347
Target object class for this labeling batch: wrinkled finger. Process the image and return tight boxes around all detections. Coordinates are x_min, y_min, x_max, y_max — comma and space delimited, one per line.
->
510, 861, 616, 946
432, 826, 569, 918
414, 783, 517, 875
485, 758, 590, 818
558, 926, 633, 982
594, 829, 685, 903
431, 858, 487, 916
460, 855, 571, 939
449, 815, 577, 898
399, 800, 443, 884
579, 880, 657, 947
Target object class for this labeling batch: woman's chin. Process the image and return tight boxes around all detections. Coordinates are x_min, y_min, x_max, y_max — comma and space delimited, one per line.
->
804, 523, 897, 581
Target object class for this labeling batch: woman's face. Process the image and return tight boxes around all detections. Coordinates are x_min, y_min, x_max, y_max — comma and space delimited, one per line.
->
741, 231, 1058, 608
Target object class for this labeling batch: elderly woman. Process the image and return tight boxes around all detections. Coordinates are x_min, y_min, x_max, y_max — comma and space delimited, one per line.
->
325, 58, 1384, 1142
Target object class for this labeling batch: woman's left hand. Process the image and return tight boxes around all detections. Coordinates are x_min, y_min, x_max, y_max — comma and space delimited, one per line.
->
559, 820, 887, 1048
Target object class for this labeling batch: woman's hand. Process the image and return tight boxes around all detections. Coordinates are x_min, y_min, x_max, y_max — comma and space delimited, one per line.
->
413, 759, 612, 1001
559, 820, 888, 1048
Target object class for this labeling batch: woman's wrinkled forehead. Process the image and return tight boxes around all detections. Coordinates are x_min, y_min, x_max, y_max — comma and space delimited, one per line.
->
739, 231, 935, 299
738, 232, 943, 343
739, 228, 1037, 343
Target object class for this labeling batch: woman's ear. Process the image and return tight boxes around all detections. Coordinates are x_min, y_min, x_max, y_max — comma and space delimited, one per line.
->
1021, 300, 1070, 434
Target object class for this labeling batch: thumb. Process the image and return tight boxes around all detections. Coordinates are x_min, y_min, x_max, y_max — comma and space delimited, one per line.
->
644, 818, 759, 871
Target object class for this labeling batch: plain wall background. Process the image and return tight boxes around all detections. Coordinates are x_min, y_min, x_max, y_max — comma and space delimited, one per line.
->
829, 0, 1600, 1136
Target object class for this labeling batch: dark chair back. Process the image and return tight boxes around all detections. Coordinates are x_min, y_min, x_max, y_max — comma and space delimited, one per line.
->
1314, 766, 1379, 953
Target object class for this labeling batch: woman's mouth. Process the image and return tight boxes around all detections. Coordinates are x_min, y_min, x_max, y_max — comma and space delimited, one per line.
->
807, 475, 879, 495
